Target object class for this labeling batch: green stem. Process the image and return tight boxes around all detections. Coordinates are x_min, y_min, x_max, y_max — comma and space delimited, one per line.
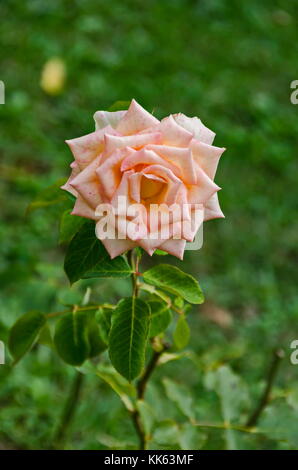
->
51, 370, 84, 449
246, 349, 284, 428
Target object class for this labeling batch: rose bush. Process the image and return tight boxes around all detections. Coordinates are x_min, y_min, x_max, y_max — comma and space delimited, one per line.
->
62, 99, 225, 259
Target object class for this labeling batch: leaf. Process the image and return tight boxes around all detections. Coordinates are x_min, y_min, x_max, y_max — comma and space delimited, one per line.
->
152, 420, 180, 448
163, 377, 195, 422
96, 307, 113, 345
108, 100, 131, 111
148, 300, 172, 338
204, 365, 250, 450
154, 249, 168, 256
59, 209, 85, 244
259, 402, 298, 448
83, 255, 132, 279
64, 221, 131, 284
26, 178, 68, 214
173, 315, 190, 350
8, 311, 46, 362
54, 310, 90, 365
143, 264, 204, 304
96, 364, 136, 412
136, 400, 155, 436
178, 423, 206, 450
108, 297, 151, 381
87, 316, 106, 357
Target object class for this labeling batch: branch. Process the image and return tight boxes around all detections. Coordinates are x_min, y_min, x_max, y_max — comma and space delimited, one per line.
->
246, 348, 284, 428
51, 370, 84, 448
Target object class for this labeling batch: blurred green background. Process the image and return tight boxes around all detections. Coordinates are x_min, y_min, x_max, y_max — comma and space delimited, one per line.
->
1, 0, 298, 450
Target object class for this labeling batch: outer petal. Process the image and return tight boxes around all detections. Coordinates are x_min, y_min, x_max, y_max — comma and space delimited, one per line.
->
116, 99, 159, 135
146, 144, 196, 184
158, 115, 193, 146
158, 239, 186, 260
71, 195, 97, 220
173, 113, 215, 145
61, 161, 80, 197
191, 139, 225, 179
99, 237, 136, 259
66, 125, 118, 170
96, 148, 130, 199
188, 164, 220, 205
94, 110, 126, 130
204, 193, 225, 221
69, 155, 103, 208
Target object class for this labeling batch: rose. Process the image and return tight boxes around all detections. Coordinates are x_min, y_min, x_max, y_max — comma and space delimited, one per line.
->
62, 99, 225, 259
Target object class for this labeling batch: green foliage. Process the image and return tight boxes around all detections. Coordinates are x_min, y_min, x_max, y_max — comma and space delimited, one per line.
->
109, 298, 151, 381
148, 300, 172, 338
59, 210, 85, 244
173, 314, 190, 350
54, 310, 91, 365
143, 264, 204, 304
8, 311, 46, 363
64, 221, 131, 284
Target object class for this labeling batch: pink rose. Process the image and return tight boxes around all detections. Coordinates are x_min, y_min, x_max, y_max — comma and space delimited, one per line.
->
62, 99, 225, 259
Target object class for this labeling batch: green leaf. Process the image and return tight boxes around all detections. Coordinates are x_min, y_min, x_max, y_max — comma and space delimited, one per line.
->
143, 264, 204, 304
96, 307, 113, 345
136, 400, 155, 436
173, 315, 190, 350
96, 364, 136, 412
87, 316, 106, 357
152, 420, 180, 448
178, 423, 206, 450
154, 249, 168, 256
54, 310, 90, 365
59, 209, 85, 244
108, 100, 131, 111
8, 311, 46, 362
148, 300, 172, 338
204, 365, 250, 450
64, 221, 132, 283
26, 178, 68, 214
109, 297, 151, 381
83, 256, 132, 279
162, 377, 195, 421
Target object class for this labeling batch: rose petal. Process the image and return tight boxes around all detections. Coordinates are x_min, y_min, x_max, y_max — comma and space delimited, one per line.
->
71, 195, 97, 220
146, 144, 196, 184
94, 110, 127, 130
173, 113, 215, 145
70, 155, 103, 208
158, 115, 193, 146
96, 148, 129, 199
158, 239, 186, 260
191, 139, 225, 179
61, 161, 80, 197
66, 125, 118, 170
104, 132, 161, 155
142, 165, 182, 205
121, 148, 181, 178
204, 193, 225, 221
188, 164, 220, 205
99, 236, 136, 259
116, 99, 159, 135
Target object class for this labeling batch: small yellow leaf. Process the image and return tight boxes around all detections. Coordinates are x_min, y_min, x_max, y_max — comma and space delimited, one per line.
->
40, 58, 66, 95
